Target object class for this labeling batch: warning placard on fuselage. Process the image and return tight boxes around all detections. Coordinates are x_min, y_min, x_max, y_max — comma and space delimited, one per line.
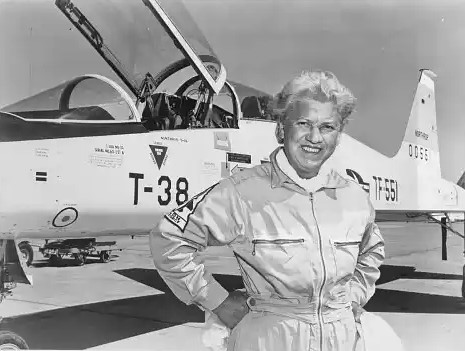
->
227, 152, 251, 164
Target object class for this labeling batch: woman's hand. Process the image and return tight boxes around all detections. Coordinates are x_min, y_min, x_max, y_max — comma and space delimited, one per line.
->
212, 290, 249, 329
352, 301, 365, 323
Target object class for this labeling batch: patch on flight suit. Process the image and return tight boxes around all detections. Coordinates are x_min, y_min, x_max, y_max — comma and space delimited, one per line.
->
165, 183, 218, 232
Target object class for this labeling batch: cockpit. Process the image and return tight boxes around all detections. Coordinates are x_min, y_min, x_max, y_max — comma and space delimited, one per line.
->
0, 0, 241, 136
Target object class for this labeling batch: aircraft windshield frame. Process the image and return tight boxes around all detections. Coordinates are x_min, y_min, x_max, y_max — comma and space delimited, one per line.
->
144, 0, 226, 94
55, 0, 226, 99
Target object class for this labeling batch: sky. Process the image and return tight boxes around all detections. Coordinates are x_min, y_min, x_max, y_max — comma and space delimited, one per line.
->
1, 0, 464, 182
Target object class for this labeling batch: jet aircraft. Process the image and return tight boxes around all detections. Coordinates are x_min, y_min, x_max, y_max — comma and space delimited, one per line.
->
0, 0, 465, 348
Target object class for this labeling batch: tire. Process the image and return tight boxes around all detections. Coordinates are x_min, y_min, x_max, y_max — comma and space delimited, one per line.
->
99, 251, 111, 263
0, 330, 29, 349
18, 242, 33, 267
74, 253, 86, 266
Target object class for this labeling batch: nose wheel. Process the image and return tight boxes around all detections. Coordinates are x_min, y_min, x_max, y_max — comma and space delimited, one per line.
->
0, 330, 29, 350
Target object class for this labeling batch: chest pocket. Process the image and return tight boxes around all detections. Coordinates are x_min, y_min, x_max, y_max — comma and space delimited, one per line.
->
331, 240, 361, 279
248, 236, 313, 293
251, 238, 305, 256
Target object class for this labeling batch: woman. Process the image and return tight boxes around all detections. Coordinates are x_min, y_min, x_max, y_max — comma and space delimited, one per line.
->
150, 70, 385, 350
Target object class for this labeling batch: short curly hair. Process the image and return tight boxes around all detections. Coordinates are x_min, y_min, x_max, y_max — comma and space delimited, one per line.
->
273, 70, 356, 123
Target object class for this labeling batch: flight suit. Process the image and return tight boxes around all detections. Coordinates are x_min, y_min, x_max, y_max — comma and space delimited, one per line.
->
150, 147, 385, 351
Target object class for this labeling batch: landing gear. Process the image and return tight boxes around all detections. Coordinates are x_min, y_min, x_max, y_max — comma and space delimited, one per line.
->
462, 265, 465, 299
17, 243, 33, 267
0, 241, 31, 349
463, 216, 465, 299
0, 330, 28, 350
427, 212, 465, 298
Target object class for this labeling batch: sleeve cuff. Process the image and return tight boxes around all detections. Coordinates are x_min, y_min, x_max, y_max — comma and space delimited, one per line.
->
350, 283, 366, 306
194, 279, 230, 312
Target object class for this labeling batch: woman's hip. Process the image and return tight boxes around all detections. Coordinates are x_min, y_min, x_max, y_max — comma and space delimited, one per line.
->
227, 311, 357, 351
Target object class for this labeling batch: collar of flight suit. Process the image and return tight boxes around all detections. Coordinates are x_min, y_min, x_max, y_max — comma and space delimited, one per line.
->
269, 147, 349, 194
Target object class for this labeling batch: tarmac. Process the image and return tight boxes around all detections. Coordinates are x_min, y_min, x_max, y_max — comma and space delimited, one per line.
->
1, 221, 465, 350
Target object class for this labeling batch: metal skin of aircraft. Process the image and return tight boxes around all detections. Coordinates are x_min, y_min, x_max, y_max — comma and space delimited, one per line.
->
0, 0, 465, 348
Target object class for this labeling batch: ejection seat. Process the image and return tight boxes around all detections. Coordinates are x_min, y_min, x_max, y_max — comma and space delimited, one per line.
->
241, 96, 263, 119
142, 93, 179, 130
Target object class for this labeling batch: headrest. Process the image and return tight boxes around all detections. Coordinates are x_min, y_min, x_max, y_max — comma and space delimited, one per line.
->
241, 96, 262, 118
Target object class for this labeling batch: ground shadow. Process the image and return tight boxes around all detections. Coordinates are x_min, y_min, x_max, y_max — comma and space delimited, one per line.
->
377, 264, 462, 285
365, 288, 465, 314
114, 268, 172, 292
0, 269, 233, 349
5, 266, 464, 349
116, 265, 463, 292
1, 279, 203, 349
115, 267, 465, 314
115, 268, 245, 293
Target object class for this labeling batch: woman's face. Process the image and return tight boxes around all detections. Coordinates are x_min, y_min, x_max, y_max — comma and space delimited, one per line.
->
281, 99, 343, 179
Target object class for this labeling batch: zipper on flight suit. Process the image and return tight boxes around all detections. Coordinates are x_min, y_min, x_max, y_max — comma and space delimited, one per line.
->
333, 241, 361, 246
251, 238, 305, 256
310, 192, 327, 350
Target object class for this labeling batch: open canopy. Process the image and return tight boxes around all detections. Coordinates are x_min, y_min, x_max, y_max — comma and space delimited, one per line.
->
1, 0, 228, 120
54, 0, 226, 98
